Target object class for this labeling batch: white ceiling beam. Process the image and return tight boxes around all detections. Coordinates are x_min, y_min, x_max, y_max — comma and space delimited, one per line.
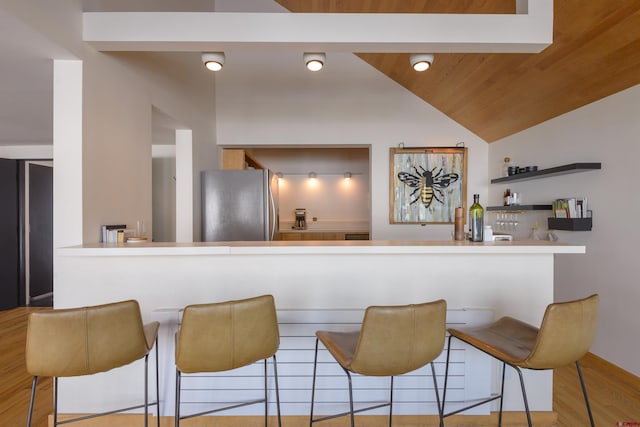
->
83, 0, 553, 53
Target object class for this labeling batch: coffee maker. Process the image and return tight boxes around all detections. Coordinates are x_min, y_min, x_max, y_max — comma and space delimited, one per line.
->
294, 208, 306, 230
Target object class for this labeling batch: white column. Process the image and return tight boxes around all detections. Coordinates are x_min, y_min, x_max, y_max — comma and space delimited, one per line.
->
53, 60, 83, 248
175, 129, 193, 242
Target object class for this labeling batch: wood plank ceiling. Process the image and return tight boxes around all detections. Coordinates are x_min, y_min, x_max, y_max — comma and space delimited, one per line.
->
275, 1, 640, 142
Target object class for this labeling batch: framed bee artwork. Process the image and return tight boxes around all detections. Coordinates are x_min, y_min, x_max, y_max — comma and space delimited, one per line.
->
389, 147, 467, 224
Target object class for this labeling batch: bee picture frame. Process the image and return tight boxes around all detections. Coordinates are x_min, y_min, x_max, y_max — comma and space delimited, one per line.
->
389, 147, 467, 224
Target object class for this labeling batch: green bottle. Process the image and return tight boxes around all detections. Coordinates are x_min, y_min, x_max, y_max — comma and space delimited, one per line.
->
469, 194, 484, 242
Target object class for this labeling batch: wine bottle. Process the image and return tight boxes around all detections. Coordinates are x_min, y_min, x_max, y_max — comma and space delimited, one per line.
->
469, 194, 484, 242
504, 188, 511, 206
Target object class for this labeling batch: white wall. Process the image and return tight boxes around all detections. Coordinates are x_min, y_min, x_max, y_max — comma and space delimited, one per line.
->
0, 0, 82, 59
249, 148, 370, 227
152, 157, 176, 242
216, 51, 488, 240
81, 50, 217, 242
489, 84, 640, 376
2, 2, 218, 244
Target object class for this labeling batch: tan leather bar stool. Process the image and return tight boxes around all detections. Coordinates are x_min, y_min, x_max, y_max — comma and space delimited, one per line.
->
25, 300, 160, 427
174, 294, 282, 426
442, 294, 599, 427
309, 299, 447, 427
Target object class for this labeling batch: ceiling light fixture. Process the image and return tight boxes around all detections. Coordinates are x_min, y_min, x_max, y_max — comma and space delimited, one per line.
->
304, 52, 325, 72
410, 53, 434, 72
308, 172, 317, 179
344, 172, 352, 179
202, 52, 225, 71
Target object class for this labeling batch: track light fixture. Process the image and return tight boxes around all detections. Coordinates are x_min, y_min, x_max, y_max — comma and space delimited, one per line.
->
410, 53, 434, 72
304, 52, 325, 71
202, 52, 225, 71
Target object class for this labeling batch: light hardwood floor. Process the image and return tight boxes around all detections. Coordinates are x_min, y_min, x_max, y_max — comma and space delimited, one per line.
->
2, 307, 639, 426
0, 307, 52, 427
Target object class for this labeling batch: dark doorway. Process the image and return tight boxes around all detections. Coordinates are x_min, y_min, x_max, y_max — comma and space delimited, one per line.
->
27, 162, 53, 306
0, 159, 19, 310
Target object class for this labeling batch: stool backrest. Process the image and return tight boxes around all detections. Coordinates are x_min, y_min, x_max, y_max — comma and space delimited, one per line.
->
175, 294, 279, 374
350, 299, 446, 376
26, 300, 149, 377
525, 294, 599, 369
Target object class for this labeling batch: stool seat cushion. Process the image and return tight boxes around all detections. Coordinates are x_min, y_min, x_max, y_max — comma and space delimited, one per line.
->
448, 294, 599, 369
448, 317, 538, 366
316, 300, 446, 377
316, 330, 359, 370
26, 300, 157, 377
175, 294, 279, 374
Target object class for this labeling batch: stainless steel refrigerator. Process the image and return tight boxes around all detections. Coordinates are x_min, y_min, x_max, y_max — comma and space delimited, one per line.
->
201, 169, 280, 241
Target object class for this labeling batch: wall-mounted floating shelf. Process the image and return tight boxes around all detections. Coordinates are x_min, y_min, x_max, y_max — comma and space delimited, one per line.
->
548, 218, 592, 231
491, 163, 601, 184
487, 205, 552, 212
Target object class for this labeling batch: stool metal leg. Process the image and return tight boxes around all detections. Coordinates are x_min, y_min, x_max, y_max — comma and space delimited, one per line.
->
155, 341, 161, 427
442, 334, 454, 411
498, 362, 506, 427
144, 354, 149, 427
175, 370, 181, 427
264, 359, 268, 427
388, 376, 394, 427
272, 355, 282, 427
430, 362, 444, 427
576, 361, 595, 427
345, 369, 355, 427
53, 377, 58, 427
26, 376, 38, 427
514, 367, 532, 427
309, 338, 320, 426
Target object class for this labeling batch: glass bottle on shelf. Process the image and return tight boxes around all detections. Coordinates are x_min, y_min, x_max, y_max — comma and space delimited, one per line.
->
503, 188, 511, 206
501, 157, 512, 177
469, 194, 484, 242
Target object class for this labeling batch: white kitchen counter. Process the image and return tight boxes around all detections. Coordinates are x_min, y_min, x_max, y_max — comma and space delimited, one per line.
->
54, 240, 585, 423
59, 239, 584, 256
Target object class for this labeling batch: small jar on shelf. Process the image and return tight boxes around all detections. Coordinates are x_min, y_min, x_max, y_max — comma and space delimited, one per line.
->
501, 157, 512, 177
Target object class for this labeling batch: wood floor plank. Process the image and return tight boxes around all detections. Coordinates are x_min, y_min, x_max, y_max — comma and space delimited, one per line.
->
0, 307, 52, 427
554, 353, 640, 427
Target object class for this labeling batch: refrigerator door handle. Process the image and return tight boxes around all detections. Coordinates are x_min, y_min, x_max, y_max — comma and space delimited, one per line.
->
269, 184, 276, 240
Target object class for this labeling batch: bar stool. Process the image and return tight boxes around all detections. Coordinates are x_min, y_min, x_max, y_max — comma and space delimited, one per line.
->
309, 299, 447, 427
25, 300, 160, 427
174, 294, 282, 426
443, 294, 599, 427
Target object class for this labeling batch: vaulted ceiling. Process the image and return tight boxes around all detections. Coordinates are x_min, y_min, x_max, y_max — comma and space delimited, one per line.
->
275, 0, 640, 142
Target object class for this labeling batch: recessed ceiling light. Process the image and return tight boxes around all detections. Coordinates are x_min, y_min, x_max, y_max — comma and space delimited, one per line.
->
304, 53, 325, 72
202, 52, 225, 71
410, 53, 434, 72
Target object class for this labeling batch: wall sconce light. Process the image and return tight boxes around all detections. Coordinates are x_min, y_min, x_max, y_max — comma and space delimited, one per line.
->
308, 172, 317, 179
304, 53, 325, 72
202, 52, 225, 71
410, 53, 434, 72
344, 172, 352, 179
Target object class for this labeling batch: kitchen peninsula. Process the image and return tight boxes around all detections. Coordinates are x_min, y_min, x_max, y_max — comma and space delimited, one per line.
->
55, 240, 584, 425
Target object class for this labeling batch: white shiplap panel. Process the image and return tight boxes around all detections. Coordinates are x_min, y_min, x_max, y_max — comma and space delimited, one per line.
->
177, 308, 493, 416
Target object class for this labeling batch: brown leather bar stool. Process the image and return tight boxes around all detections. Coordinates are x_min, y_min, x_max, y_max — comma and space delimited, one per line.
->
309, 299, 447, 427
442, 294, 599, 427
174, 294, 282, 426
25, 300, 160, 427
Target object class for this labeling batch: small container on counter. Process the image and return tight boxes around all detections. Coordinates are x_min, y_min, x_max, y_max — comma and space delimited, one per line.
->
483, 225, 493, 242
454, 207, 466, 241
